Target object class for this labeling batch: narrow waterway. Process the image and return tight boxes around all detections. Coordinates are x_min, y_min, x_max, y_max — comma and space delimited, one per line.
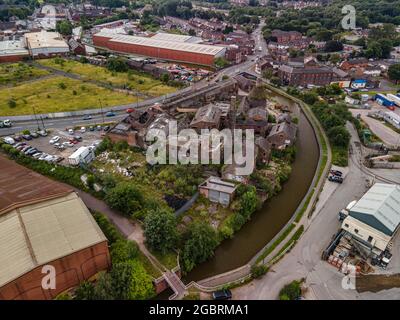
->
185, 94, 320, 282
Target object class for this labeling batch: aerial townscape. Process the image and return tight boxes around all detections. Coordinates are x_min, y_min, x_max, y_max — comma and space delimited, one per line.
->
2, 0, 400, 307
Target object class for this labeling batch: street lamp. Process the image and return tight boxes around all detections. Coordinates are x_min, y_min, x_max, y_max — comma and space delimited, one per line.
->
32, 105, 40, 131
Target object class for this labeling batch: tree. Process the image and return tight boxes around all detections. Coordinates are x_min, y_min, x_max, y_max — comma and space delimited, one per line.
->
239, 187, 258, 221
388, 64, 400, 84
214, 57, 229, 69
109, 261, 154, 300
56, 20, 73, 36
110, 239, 139, 263
144, 208, 178, 254
106, 57, 129, 72
74, 281, 95, 300
327, 126, 350, 148
181, 222, 219, 272
324, 40, 343, 53
105, 182, 144, 217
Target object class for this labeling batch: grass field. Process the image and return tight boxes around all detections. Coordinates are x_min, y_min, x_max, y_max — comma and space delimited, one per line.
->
38, 58, 178, 96
0, 76, 139, 116
0, 63, 51, 86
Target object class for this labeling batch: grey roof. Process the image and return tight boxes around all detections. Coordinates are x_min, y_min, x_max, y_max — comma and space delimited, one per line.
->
268, 122, 297, 140
200, 176, 237, 194
349, 183, 400, 236
247, 107, 268, 120
191, 105, 221, 126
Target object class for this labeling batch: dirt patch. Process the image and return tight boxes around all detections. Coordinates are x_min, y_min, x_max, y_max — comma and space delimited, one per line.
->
357, 274, 400, 293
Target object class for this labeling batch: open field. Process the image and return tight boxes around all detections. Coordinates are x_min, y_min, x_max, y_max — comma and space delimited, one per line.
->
38, 58, 178, 96
0, 63, 51, 86
0, 76, 139, 116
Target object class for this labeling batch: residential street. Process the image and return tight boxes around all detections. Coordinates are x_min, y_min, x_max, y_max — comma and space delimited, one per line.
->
233, 122, 400, 300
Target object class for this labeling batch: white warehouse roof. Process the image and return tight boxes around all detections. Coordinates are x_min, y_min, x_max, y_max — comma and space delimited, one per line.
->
25, 30, 69, 50
95, 30, 225, 56
150, 32, 202, 43
0, 39, 29, 57
349, 183, 400, 236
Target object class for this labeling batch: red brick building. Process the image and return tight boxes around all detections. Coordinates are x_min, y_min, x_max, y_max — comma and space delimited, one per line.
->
0, 156, 110, 300
92, 31, 226, 67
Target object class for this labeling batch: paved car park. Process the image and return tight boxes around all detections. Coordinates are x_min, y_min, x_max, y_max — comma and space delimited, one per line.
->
5, 127, 104, 165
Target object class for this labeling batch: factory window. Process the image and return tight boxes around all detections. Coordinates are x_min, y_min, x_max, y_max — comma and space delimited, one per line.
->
367, 236, 373, 243
344, 223, 349, 228
354, 229, 359, 234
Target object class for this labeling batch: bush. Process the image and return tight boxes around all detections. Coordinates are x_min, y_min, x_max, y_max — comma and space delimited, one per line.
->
105, 182, 145, 217
279, 280, 302, 300
8, 99, 16, 108
92, 211, 122, 244
251, 265, 268, 279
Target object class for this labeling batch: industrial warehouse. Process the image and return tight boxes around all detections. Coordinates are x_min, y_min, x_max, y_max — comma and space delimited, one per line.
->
0, 155, 110, 300
92, 30, 226, 66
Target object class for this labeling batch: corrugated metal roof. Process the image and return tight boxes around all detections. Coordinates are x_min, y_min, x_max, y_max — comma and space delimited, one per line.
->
96, 30, 225, 56
350, 183, 400, 234
0, 155, 72, 215
150, 33, 202, 44
0, 193, 107, 287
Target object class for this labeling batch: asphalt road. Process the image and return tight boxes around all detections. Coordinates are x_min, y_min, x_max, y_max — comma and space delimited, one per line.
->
233, 122, 400, 300
1, 24, 265, 137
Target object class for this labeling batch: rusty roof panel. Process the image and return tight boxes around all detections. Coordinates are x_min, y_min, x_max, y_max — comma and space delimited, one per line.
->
0, 155, 72, 215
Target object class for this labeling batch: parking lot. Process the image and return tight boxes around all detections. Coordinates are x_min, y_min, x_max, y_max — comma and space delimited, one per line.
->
6, 126, 104, 165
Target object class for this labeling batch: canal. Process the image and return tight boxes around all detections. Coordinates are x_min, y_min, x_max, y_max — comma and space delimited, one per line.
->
185, 94, 320, 282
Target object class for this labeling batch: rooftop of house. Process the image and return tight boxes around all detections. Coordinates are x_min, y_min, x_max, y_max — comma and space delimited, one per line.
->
191, 105, 222, 126
199, 176, 237, 194
268, 122, 297, 140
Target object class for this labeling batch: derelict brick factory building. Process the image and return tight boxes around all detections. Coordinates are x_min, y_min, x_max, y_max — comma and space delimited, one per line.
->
0, 155, 111, 300
92, 31, 226, 67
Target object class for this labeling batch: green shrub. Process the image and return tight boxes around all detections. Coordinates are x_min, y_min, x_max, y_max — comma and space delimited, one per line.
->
251, 265, 268, 279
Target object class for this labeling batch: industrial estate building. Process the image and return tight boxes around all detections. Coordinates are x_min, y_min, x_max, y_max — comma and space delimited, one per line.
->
341, 183, 400, 258
0, 38, 29, 62
92, 30, 226, 66
0, 30, 69, 62
0, 155, 110, 300
25, 30, 70, 58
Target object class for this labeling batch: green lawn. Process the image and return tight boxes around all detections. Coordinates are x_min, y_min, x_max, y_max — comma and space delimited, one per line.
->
38, 58, 178, 96
0, 76, 139, 116
0, 63, 51, 86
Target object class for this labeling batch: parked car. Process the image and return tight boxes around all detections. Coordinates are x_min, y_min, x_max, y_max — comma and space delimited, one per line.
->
63, 141, 74, 148
104, 125, 110, 132
22, 134, 32, 141
83, 115, 92, 120
24, 147, 35, 155
96, 125, 102, 131
330, 170, 343, 177
26, 148, 38, 156
53, 156, 64, 163
21, 145, 31, 152
3, 137, 15, 145
32, 152, 43, 159
106, 111, 116, 117
0, 119, 12, 128
212, 289, 232, 300
329, 175, 344, 184
30, 132, 39, 138
69, 138, 79, 144
13, 135, 22, 142
38, 130, 48, 137
126, 108, 134, 113
49, 136, 60, 144
74, 135, 83, 142
89, 126, 95, 131
39, 153, 49, 161
68, 128, 74, 135
80, 127, 86, 133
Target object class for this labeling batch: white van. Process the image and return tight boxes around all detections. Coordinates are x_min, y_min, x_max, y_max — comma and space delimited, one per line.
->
3, 136, 15, 145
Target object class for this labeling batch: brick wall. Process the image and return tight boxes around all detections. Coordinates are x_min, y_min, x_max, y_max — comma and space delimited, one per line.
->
0, 241, 111, 300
